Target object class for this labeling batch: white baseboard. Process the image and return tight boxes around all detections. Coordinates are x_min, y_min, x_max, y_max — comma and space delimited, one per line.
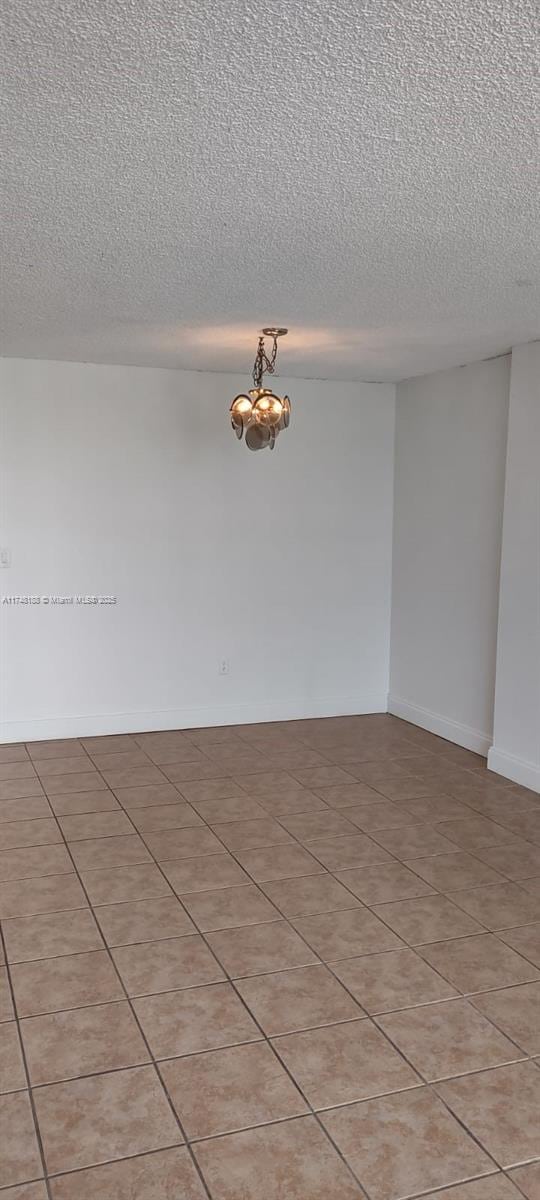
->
0, 693, 388, 745
387, 695, 492, 756
487, 746, 540, 794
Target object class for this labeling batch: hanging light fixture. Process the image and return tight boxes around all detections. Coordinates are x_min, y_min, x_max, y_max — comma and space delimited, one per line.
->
230, 328, 290, 451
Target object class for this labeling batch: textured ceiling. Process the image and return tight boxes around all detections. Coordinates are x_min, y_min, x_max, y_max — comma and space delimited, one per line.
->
1, 0, 539, 382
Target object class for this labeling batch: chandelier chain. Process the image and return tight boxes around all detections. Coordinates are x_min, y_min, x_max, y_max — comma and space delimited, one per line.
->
252, 333, 279, 388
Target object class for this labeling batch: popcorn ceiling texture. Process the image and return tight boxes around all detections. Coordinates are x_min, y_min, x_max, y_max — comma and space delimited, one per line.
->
1, 0, 539, 381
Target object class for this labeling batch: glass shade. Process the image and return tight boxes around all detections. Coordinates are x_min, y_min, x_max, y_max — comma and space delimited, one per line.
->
245, 423, 271, 451
253, 392, 283, 426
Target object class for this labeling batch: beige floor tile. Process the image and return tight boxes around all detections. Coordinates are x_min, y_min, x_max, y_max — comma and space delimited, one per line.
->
49, 1146, 207, 1200
266, 748, 331, 769
190, 795, 268, 823
304, 833, 392, 870
0, 762, 37, 781
70, 833, 152, 871
0, 781, 44, 802
128, 803, 203, 832
262, 873, 360, 918
437, 1060, 540, 1168
21, 1000, 149, 1084
179, 778, 246, 803
335, 862, 435, 904
58, 810, 133, 840
0, 797, 54, 823
273, 1018, 419, 1108
499, 922, 540, 967
48, 788, 120, 815
0, 819, 61, 851
291, 766, 357, 789
278, 810, 359, 843
0, 844, 72, 882
401, 795, 473, 822
33, 756, 92, 777
449, 882, 540, 930
82, 863, 171, 905
3, 909, 104, 963
501, 813, 540, 845
89, 750, 151, 771
134, 982, 261, 1058
104, 765, 167, 790
437, 816, 519, 851
420, 933, 540, 993
253, 789, 327, 815
507, 1162, 540, 1198
40, 772, 106, 796
0, 746, 29, 764
419, 1180, 523, 1199
95, 895, 195, 946
341, 799, 420, 831
209, 817, 293, 851
112, 935, 225, 995
33, 1065, 181, 1174
332, 948, 459, 1013
193, 1115, 365, 1199
114, 783, 183, 809
236, 964, 362, 1034
207, 920, 318, 977
155, 747, 217, 770
162, 853, 250, 894
314, 783, 385, 807
181, 884, 279, 931
163, 761, 225, 783
0, 1091, 43, 1188
234, 771, 304, 797
372, 894, 483, 944
293, 906, 403, 960
144, 826, 224, 861
1, 1182, 49, 1199
321, 1086, 493, 1200
161, 1040, 307, 1138
0, 873, 87, 919
0, 966, 15, 1020
475, 841, 540, 881
371, 823, 459, 859
235, 843, 324, 882
349, 760, 421, 784
11, 949, 123, 1016
471, 982, 540, 1054
0, 1023, 26, 1093
378, 997, 524, 1081
201, 750, 269, 773
370, 777, 437, 801
407, 851, 505, 890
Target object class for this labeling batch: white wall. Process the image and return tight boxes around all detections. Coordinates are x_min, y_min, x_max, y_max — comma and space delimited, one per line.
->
489, 341, 540, 792
388, 355, 511, 753
0, 358, 396, 742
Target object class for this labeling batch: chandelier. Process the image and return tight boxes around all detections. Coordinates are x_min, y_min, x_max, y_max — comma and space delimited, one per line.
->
230, 328, 291, 451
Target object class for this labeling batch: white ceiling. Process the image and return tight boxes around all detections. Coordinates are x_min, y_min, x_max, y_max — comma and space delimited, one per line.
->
1, 0, 539, 382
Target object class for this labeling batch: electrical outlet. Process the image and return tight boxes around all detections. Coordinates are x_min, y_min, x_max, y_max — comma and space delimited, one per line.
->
0, 548, 11, 568
218, 659, 230, 675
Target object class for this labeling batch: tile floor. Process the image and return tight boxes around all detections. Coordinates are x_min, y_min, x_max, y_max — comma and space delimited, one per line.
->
0, 714, 539, 1199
